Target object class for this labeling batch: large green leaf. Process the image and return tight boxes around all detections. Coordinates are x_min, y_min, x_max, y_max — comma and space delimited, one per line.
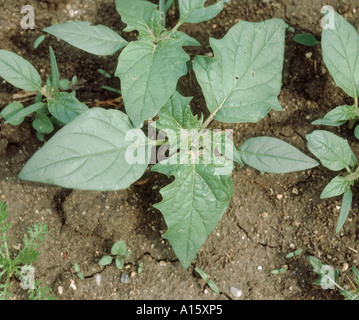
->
193, 18, 285, 123
178, 0, 230, 24
44, 21, 128, 56
116, 39, 189, 127
306, 130, 357, 171
0, 50, 42, 91
116, 0, 165, 40
19, 108, 151, 191
48, 92, 89, 124
322, 11, 359, 99
152, 160, 233, 269
238, 137, 319, 173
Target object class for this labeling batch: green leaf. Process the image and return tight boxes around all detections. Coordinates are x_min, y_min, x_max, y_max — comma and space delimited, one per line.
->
307, 256, 323, 275
98, 255, 113, 266
320, 175, 352, 199
0, 50, 42, 91
312, 105, 356, 127
74, 263, 80, 273
293, 33, 319, 46
336, 188, 352, 233
178, 0, 230, 24
48, 92, 88, 124
321, 11, 359, 99
152, 160, 233, 269
238, 137, 319, 173
111, 240, 127, 256
19, 108, 151, 191
355, 125, 359, 140
44, 21, 128, 56
1, 102, 25, 126
59, 79, 71, 91
4, 102, 47, 125
195, 267, 209, 280
32, 114, 54, 134
306, 130, 357, 171
170, 31, 201, 47
49, 46, 60, 91
116, 0, 165, 39
193, 18, 285, 123
116, 39, 189, 127
115, 256, 124, 270
34, 35, 46, 49
154, 91, 202, 133
207, 280, 219, 294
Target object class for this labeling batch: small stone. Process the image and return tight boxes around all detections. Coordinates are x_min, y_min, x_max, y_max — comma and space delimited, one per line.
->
341, 263, 349, 272
230, 287, 242, 298
70, 279, 76, 290
257, 266, 263, 270
292, 187, 299, 195
95, 274, 101, 286
57, 286, 64, 295
277, 194, 283, 200
305, 52, 313, 59
121, 273, 130, 284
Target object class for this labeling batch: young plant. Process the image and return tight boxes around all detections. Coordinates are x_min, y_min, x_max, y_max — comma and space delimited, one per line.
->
312, 10, 359, 136
0, 202, 55, 300
74, 263, 84, 280
98, 240, 131, 270
18, 18, 319, 269
308, 255, 359, 300
42, 0, 230, 127
194, 267, 219, 295
0, 47, 88, 141
306, 130, 357, 233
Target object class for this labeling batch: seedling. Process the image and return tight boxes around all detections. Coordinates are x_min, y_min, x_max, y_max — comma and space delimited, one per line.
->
307, 130, 357, 233
0, 47, 88, 141
98, 240, 131, 270
137, 262, 144, 274
286, 249, 303, 259
312, 10, 359, 137
194, 267, 219, 295
43, 0, 231, 128
0, 202, 55, 300
307, 256, 358, 300
270, 268, 287, 275
74, 263, 84, 280
18, 16, 319, 269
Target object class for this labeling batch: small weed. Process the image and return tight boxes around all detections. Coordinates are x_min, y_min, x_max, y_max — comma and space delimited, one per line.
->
194, 267, 219, 295
0, 201, 55, 300
98, 240, 131, 270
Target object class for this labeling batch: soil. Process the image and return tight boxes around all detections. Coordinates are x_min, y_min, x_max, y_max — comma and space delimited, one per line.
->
1, 0, 359, 300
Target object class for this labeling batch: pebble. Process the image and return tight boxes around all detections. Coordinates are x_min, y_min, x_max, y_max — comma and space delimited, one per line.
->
277, 194, 283, 200
70, 279, 77, 290
121, 273, 130, 284
57, 286, 64, 295
230, 287, 242, 298
292, 187, 299, 195
95, 274, 101, 286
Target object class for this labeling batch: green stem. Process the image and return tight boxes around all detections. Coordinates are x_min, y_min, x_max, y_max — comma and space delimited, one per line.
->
159, 0, 166, 28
